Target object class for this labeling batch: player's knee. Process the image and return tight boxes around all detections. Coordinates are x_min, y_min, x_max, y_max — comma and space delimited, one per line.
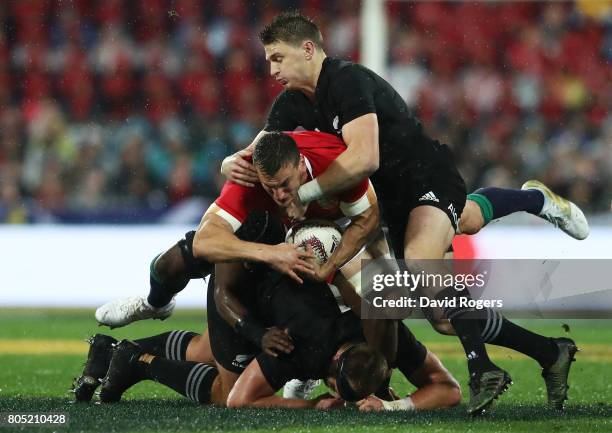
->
185, 335, 213, 363
153, 245, 186, 281
430, 373, 462, 408
459, 201, 484, 235
210, 375, 229, 406
226, 390, 249, 408
458, 217, 482, 235
447, 383, 462, 407
404, 240, 447, 260
430, 317, 455, 336
438, 370, 462, 407
431, 320, 455, 336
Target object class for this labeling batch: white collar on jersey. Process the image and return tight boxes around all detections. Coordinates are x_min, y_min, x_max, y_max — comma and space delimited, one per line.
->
302, 154, 314, 180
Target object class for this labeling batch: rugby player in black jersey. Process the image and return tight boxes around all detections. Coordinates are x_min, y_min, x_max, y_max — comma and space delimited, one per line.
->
93, 266, 394, 409
91, 132, 580, 412
217, 12, 587, 415
79, 268, 461, 410
76, 211, 461, 411
216, 259, 459, 411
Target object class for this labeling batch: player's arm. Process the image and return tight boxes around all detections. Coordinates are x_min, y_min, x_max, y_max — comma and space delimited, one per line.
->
192, 204, 314, 283
220, 130, 268, 187
298, 114, 379, 203
213, 262, 251, 327
357, 351, 461, 412
403, 350, 462, 410
314, 183, 380, 282
193, 207, 270, 263
298, 67, 380, 204
214, 262, 294, 357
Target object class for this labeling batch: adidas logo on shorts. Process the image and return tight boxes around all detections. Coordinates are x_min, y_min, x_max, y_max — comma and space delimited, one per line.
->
419, 191, 439, 202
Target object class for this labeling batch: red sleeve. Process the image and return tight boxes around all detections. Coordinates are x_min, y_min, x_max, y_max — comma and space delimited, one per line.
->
338, 178, 369, 204
215, 182, 272, 230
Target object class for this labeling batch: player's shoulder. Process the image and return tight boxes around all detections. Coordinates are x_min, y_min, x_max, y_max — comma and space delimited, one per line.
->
321, 59, 379, 102
326, 58, 373, 80
218, 179, 266, 200
273, 89, 311, 106
326, 57, 358, 72
217, 180, 245, 203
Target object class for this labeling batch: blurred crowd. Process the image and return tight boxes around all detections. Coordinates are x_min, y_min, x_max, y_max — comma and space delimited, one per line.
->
0, 0, 610, 223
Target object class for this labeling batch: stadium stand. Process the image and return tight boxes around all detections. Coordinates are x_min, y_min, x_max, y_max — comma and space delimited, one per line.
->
0, 0, 610, 223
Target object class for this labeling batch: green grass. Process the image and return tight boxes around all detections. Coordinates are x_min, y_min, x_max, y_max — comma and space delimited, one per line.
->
0, 309, 611, 433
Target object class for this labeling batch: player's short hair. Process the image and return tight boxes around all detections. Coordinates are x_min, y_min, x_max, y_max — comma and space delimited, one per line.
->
259, 11, 323, 48
335, 343, 389, 402
253, 132, 300, 177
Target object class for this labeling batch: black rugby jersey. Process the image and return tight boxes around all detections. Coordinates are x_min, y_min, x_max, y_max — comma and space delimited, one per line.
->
264, 58, 447, 194
255, 274, 364, 389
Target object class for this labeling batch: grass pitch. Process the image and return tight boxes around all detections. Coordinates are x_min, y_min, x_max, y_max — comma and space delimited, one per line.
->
0, 309, 611, 433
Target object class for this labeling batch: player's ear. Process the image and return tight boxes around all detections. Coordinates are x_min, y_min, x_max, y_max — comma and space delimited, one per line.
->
298, 155, 309, 179
302, 40, 315, 60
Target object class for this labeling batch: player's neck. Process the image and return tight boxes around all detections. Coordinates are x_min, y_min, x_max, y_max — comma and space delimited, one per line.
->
301, 54, 326, 100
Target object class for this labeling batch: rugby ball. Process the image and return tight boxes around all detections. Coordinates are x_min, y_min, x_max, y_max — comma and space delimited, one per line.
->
286, 220, 342, 265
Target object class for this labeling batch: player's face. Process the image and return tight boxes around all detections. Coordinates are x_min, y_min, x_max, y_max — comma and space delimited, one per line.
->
258, 160, 303, 207
264, 41, 311, 91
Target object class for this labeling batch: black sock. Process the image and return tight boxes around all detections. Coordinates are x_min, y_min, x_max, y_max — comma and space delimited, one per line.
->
147, 254, 190, 308
138, 357, 218, 403
479, 309, 559, 368
134, 331, 197, 361
437, 288, 496, 377
469, 187, 544, 225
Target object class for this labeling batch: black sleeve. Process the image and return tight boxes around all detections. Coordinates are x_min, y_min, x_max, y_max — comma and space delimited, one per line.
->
331, 65, 377, 126
264, 91, 300, 132
256, 352, 299, 391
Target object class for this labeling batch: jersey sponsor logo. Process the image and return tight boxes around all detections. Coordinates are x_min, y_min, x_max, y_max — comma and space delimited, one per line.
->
418, 191, 439, 202
232, 353, 255, 369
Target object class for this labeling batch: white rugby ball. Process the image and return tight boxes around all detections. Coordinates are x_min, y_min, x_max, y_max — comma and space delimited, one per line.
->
286, 220, 342, 265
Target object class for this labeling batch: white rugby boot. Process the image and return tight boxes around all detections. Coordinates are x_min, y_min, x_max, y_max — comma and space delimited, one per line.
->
521, 180, 590, 240
283, 378, 321, 399
95, 296, 176, 328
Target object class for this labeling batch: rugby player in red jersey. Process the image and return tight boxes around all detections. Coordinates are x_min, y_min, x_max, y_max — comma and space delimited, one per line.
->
193, 130, 376, 284
78, 131, 461, 411
88, 131, 578, 412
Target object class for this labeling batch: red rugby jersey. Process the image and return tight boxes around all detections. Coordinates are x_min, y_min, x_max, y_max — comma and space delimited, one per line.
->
214, 131, 370, 231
